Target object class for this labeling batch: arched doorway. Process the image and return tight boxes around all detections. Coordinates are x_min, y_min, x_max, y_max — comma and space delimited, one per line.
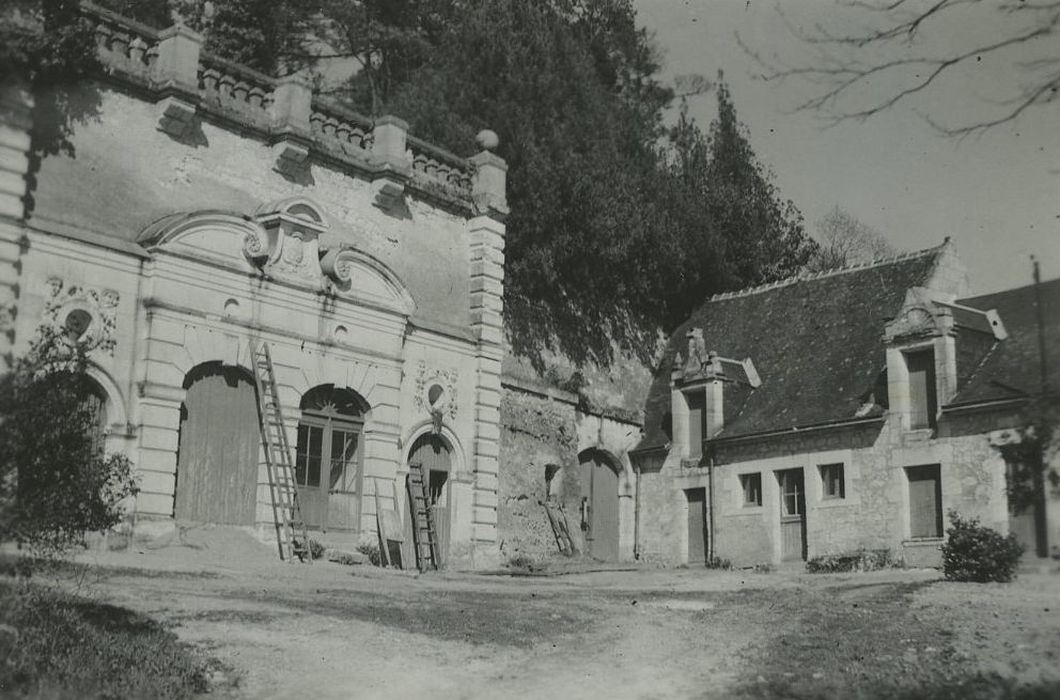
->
579, 449, 621, 562
406, 433, 451, 566
295, 384, 366, 532
74, 374, 108, 457
175, 363, 259, 525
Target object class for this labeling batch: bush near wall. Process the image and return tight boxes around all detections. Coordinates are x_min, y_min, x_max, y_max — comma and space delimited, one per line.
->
941, 512, 1024, 583
806, 549, 896, 574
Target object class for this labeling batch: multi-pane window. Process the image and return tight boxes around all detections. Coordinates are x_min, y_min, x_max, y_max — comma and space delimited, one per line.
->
905, 349, 938, 430
295, 420, 360, 491
740, 473, 762, 507
779, 470, 804, 517
820, 463, 845, 499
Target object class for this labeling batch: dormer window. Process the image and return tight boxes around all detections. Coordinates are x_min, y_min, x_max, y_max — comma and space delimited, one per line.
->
684, 389, 706, 460
905, 349, 938, 430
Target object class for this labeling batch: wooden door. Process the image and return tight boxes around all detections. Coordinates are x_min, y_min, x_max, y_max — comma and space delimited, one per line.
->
1006, 459, 1047, 558
907, 465, 943, 539
579, 451, 620, 562
778, 469, 806, 561
175, 364, 259, 525
686, 487, 708, 565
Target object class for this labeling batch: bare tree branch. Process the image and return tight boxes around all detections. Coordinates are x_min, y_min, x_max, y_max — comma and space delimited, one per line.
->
740, 0, 1060, 134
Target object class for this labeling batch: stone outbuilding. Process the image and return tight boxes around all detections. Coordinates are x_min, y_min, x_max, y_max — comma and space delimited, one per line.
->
630, 240, 1060, 568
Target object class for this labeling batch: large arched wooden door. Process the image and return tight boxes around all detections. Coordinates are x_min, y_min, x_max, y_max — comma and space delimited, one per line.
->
295, 385, 365, 533
579, 449, 620, 562
175, 363, 260, 525
407, 434, 451, 566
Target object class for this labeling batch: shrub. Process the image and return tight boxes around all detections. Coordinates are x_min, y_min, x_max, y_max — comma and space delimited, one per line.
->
307, 539, 325, 560
941, 512, 1024, 583
806, 548, 894, 574
356, 542, 381, 566
706, 556, 732, 570
0, 325, 139, 556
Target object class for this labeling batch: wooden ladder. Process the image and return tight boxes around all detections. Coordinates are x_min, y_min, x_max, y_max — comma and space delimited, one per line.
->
406, 462, 438, 571
250, 342, 311, 564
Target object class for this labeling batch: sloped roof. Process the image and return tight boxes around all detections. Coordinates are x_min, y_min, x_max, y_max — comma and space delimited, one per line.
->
949, 277, 1060, 406
633, 245, 946, 451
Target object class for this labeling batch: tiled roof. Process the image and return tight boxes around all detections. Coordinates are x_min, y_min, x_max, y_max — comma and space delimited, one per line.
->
949, 277, 1060, 406
633, 245, 947, 451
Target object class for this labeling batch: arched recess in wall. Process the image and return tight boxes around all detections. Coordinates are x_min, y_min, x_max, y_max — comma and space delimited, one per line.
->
578, 447, 621, 563
83, 364, 127, 430
174, 362, 260, 525
404, 430, 459, 567
295, 384, 369, 533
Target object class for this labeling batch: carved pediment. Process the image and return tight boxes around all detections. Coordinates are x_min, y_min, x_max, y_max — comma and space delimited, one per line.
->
137, 197, 415, 315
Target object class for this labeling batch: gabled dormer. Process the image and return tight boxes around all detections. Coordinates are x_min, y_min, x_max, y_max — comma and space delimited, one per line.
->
884, 287, 1006, 433
670, 328, 760, 462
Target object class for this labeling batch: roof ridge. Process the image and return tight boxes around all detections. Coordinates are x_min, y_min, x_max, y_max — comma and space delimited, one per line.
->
706, 239, 950, 303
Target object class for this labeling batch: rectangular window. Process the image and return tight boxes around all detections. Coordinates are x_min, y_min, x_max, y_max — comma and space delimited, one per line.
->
740, 473, 762, 507
907, 464, 943, 538
686, 390, 705, 459
906, 349, 938, 430
820, 463, 845, 499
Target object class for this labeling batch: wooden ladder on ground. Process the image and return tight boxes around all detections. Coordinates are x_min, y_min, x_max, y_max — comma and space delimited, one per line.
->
250, 341, 311, 564
406, 462, 438, 571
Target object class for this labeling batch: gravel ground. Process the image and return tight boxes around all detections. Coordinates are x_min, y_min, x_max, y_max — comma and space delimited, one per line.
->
53, 527, 1060, 700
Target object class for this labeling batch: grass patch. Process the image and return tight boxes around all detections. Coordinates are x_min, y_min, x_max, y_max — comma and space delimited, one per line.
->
0, 579, 230, 699
727, 581, 1059, 699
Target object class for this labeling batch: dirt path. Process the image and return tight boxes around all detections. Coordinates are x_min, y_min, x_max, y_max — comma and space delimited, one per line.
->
61, 529, 1060, 700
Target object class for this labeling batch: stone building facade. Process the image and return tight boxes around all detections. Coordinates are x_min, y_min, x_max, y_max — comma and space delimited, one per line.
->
0, 5, 508, 567
631, 241, 1060, 568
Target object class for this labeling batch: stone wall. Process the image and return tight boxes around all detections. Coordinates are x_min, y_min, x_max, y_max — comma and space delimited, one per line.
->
637, 410, 1038, 568
497, 387, 581, 561
496, 379, 643, 564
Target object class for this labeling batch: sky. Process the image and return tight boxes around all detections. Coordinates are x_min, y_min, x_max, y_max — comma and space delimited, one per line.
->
634, 0, 1060, 295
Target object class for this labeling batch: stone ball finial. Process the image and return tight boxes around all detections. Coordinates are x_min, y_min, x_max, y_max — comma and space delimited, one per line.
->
476, 129, 499, 152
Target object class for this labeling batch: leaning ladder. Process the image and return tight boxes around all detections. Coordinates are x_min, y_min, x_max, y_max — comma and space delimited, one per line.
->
406, 462, 438, 571
250, 342, 311, 563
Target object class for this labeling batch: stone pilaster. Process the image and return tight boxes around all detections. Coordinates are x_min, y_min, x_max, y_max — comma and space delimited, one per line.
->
469, 213, 506, 566
372, 115, 412, 175
152, 24, 202, 138
270, 73, 313, 176
0, 83, 33, 371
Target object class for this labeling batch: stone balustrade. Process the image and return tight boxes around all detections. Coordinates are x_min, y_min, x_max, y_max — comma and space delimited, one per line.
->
78, 1, 505, 215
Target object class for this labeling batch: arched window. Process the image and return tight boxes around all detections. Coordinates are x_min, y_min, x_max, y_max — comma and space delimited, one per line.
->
295, 385, 366, 530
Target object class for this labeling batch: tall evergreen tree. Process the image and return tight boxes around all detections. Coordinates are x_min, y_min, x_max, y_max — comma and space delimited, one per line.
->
701, 76, 817, 289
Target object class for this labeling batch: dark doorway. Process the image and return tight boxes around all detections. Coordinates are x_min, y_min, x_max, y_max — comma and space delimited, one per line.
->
1006, 458, 1048, 558
175, 363, 259, 525
408, 434, 451, 566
